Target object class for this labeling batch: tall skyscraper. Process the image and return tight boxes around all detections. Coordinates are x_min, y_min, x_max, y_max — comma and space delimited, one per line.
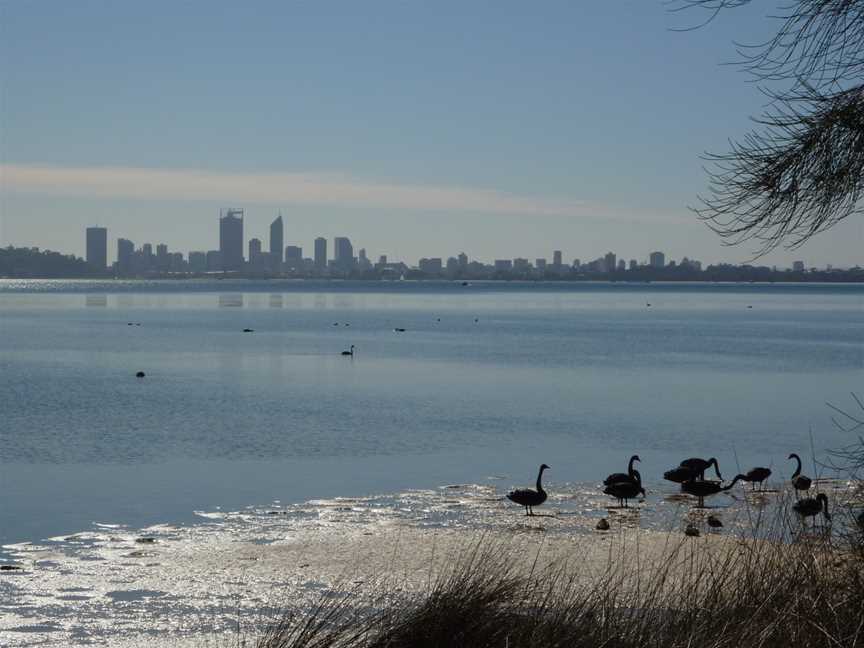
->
314, 237, 327, 269
86, 227, 107, 270
270, 214, 283, 270
219, 208, 244, 271
552, 250, 563, 267
117, 238, 134, 276
604, 252, 616, 273
284, 245, 303, 270
333, 237, 354, 270
156, 243, 169, 272
649, 251, 665, 268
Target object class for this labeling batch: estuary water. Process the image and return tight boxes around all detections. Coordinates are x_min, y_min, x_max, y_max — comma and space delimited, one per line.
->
1, 280, 861, 546
0, 280, 862, 645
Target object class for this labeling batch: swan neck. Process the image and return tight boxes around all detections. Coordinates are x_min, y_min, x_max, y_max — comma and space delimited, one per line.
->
791, 454, 801, 479
536, 467, 546, 492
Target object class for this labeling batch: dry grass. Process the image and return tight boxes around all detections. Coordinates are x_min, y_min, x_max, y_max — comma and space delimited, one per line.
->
247, 511, 864, 648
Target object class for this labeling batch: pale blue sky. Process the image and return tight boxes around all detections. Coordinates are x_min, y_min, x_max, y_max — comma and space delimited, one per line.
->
1, 1, 861, 267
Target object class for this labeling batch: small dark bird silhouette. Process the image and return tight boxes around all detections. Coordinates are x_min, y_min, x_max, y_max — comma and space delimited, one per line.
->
740, 467, 772, 491
506, 464, 550, 516
680, 457, 722, 481
681, 475, 742, 508
664, 466, 697, 484
341, 345, 355, 356
604, 455, 641, 486
788, 453, 812, 497
793, 493, 831, 527
685, 525, 700, 537
707, 515, 723, 529
135, 371, 146, 378
603, 474, 645, 508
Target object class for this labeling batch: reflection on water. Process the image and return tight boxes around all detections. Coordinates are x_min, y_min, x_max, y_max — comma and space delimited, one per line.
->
84, 294, 107, 308
218, 293, 243, 308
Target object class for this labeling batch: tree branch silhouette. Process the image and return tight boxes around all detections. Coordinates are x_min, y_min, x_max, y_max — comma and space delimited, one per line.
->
671, 0, 864, 256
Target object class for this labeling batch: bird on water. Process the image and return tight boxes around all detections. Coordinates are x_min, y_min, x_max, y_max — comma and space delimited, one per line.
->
341, 345, 355, 356
506, 464, 550, 516
603, 472, 645, 508
679, 457, 723, 481
740, 467, 772, 491
681, 475, 743, 508
603, 455, 641, 486
793, 493, 831, 527
788, 453, 812, 497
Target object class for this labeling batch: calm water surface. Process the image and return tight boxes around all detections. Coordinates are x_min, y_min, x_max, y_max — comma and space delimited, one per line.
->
1, 281, 862, 548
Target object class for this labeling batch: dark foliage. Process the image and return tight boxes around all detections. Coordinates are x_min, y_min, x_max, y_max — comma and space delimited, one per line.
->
671, 1, 864, 256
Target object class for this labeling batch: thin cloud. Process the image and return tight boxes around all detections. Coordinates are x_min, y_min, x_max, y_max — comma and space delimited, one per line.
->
1, 164, 586, 216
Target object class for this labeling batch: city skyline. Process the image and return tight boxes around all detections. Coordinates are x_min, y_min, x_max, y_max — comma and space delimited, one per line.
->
1, 3, 861, 268
69, 214, 843, 276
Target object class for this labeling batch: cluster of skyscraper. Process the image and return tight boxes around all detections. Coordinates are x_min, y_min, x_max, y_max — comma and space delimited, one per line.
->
88, 209, 371, 277
83, 211, 808, 278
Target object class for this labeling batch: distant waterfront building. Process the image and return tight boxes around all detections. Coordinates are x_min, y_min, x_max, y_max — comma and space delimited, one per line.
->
649, 251, 665, 268
617, 259, 626, 271
629, 259, 638, 270
358, 248, 372, 270
314, 237, 327, 269
86, 227, 108, 270
249, 238, 262, 260
156, 243, 169, 272
604, 252, 616, 273
333, 237, 354, 271
285, 245, 303, 270
419, 257, 443, 274
117, 238, 134, 276
552, 250, 563, 268
535, 258, 547, 270
513, 258, 530, 271
270, 215, 283, 270
206, 250, 222, 272
458, 252, 468, 268
573, 259, 581, 269
378, 255, 387, 267
793, 260, 805, 272
219, 208, 244, 271
494, 259, 513, 272
188, 251, 206, 273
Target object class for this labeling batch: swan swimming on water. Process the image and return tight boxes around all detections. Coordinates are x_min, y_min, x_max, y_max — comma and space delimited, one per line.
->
506, 464, 549, 516
341, 345, 355, 356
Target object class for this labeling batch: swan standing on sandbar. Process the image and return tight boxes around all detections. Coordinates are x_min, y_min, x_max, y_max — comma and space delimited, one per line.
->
681, 475, 743, 508
604, 455, 641, 486
603, 472, 645, 508
341, 345, 355, 356
793, 493, 830, 528
506, 464, 549, 516
740, 467, 772, 491
788, 453, 812, 497
680, 457, 722, 481
664, 466, 696, 484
